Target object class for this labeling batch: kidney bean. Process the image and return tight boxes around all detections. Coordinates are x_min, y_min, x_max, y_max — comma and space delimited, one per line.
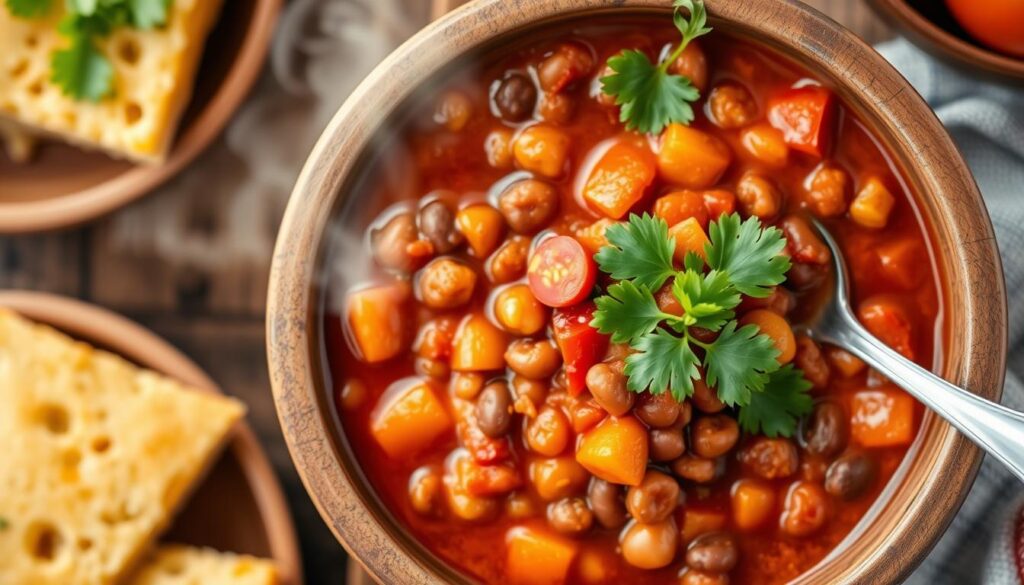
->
635, 392, 682, 428
418, 200, 463, 254
498, 179, 559, 234
546, 496, 594, 534
650, 424, 686, 462
626, 470, 682, 523
825, 452, 877, 500
685, 532, 738, 573
585, 362, 634, 416
690, 415, 740, 458
739, 437, 799, 479
672, 454, 719, 483
505, 339, 562, 380
803, 401, 848, 458
588, 477, 628, 529
494, 72, 537, 122
476, 381, 513, 438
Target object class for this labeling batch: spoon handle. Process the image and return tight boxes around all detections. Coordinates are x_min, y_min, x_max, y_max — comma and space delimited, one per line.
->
831, 316, 1024, 483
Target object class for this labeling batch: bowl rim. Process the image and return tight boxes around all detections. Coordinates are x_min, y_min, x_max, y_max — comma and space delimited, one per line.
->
865, 0, 1024, 83
266, 1, 1008, 583
0, 0, 283, 235
0, 290, 304, 585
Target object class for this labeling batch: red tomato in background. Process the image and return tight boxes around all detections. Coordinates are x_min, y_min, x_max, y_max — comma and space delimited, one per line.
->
946, 0, 1024, 57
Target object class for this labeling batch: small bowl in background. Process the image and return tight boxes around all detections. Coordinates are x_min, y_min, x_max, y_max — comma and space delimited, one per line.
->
865, 0, 1024, 83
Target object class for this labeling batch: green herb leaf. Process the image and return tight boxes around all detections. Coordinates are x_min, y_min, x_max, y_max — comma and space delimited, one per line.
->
601, 51, 699, 135
5, 0, 53, 18
129, 0, 169, 28
738, 364, 814, 437
706, 213, 790, 298
592, 281, 679, 344
595, 214, 677, 291
625, 329, 700, 400
672, 268, 739, 331
701, 321, 780, 406
51, 35, 113, 102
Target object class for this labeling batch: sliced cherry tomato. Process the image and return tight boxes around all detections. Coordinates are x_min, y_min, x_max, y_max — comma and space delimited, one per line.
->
767, 86, 836, 158
528, 235, 598, 308
552, 302, 609, 396
946, 0, 1024, 57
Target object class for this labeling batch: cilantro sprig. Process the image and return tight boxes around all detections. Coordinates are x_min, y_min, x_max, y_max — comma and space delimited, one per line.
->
600, 0, 712, 134
5, 0, 171, 101
590, 213, 813, 437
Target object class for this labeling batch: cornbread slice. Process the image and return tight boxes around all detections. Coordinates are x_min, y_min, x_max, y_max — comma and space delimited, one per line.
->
0, 0, 224, 162
128, 545, 277, 585
0, 309, 245, 585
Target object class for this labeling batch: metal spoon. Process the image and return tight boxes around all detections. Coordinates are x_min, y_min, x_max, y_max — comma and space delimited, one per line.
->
805, 221, 1024, 482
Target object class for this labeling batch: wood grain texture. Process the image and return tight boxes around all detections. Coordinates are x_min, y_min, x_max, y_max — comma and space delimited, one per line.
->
0, 3, 957, 585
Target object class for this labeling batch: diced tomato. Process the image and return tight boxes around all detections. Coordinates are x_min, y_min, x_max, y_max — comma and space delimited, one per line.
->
552, 302, 609, 396
582, 141, 657, 219
857, 295, 915, 360
528, 236, 598, 308
653, 190, 709, 229
702, 190, 736, 220
767, 86, 836, 158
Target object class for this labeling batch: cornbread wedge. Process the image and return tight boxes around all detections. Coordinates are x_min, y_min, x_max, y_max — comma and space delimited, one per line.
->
0, 309, 245, 585
0, 0, 224, 162
128, 545, 277, 585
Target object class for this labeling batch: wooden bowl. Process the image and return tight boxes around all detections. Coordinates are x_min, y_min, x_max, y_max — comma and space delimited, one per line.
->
866, 0, 1024, 83
0, 0, 282, 234
266, 1, 1007, 583
0, 291, 303, 585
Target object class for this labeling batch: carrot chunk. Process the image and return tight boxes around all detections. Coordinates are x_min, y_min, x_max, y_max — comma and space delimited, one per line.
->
583, 141, 657, 219
506, 526, 579, 585
576, 416, 648, 486
851, 388, 916, 447
370, 379, 453, 458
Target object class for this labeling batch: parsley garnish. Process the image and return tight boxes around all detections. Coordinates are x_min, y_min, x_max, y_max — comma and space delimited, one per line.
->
5, 0, 171, 101
600, 0, 712, 134
590, 213, 812, 437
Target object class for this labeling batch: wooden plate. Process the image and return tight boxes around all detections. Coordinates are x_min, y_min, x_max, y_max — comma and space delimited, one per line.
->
0, 291, 303, 584
0, 0, 282, 234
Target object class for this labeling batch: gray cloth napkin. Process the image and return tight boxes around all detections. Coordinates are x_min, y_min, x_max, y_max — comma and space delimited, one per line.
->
876, 39, 1024, 585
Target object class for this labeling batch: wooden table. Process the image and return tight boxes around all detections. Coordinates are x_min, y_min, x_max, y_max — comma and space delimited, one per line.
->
0, 1, 892, 582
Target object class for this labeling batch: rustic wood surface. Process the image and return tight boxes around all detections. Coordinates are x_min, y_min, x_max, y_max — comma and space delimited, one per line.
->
0, 1, 892, 583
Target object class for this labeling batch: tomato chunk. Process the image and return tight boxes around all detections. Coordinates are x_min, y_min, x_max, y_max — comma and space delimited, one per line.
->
552, 302, 609, 396
582, 141, 657, 219
767, 86, 836, 158
528, 236, 597, 308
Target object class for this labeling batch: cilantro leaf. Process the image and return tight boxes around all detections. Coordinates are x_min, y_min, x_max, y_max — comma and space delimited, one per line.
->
51, 36, 113, 102
5, 0, 52, 18
706, 213, 790, 298
701, 321, 780, 406
672, 269, 739, 331
738, 364, 813, 437
601, 51, 699, 135
595, 214, 676, 291
129, 0, 169, 28
592, 281, 679, 344
625, 329, 700, 400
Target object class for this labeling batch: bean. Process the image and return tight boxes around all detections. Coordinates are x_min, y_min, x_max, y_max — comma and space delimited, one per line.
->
526, 406, 570, 456
650, 424, 686, 462
621, 518, 679, 569
494, 72, 537, 122
690, 415, 740, 458
825, 452, 877, 500
585, 362, 634, 416
417, 257, 477, 309
626, 470, 681, 523
679, 568, 730, 585
408, 465, 443, 516
417, 200, 463, 254
588, 477, 628, 528
780, 480, 829, 537
635, 392, 682, 428
476, 381, 513, 438
538, 42, 594, 93
794, 335, 831, 388
803, 401, 848, 458
505, 339, 562, 380
686, 532, 738, 573
692, 378, 725, 413
371, 212, 420, 272
736, 172, 782, 220
708, 81, 757, 129
487, 235, 530, 284
672, 454, 718, 483
738, 437, 799, 479
498, 179, 559, 234
547, 497, 594, 534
